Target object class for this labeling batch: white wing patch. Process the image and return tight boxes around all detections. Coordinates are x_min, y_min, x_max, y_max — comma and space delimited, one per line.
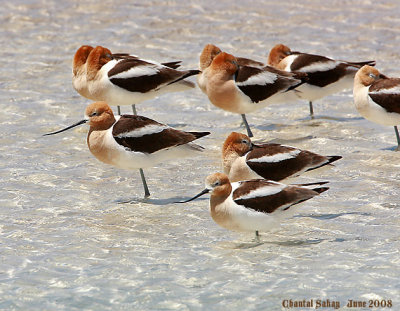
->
297, 60, 339, 73
370, 86, 400, 95
247, 149, 301, 163
116, 124, 169, 138
236, 71, 278, 86
236, 182, 287, 200
111, 64, 160, 79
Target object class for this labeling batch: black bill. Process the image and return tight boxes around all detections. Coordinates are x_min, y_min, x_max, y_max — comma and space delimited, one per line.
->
43, 119, 88, 136
175, 188, 210, 203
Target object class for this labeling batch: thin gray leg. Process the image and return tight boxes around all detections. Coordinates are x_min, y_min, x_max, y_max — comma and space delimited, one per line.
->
131, 103, 149, 196
132, 104, 137, 115
309, 101, 314, 119
255, 230, 260, 242
394, 126, 400, 151
241, 114, 254, 137
117, 106, 121, 115
139, 168, 150, 197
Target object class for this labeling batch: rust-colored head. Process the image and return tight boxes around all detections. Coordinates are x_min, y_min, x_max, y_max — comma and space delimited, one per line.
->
199, 44, 222, 70
205, 172, 232, 199
267, 43, 291, 67
86, 46, 113, 80
73, 45, 94, 75
354, 65, 382, 87
222, 132, 252, 158
85, 101, 116, 131
210, 52, 239, 75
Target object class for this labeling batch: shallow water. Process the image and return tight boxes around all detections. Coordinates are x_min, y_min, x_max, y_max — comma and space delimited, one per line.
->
1, 0, 400, 310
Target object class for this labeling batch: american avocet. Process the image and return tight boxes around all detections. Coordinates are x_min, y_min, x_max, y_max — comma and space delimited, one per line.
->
353, 65, 400, 150
72, 45, 183, 102
222, 132, 342, 182
200, 51, 307, 137
198, 43, 264, 94
267, 43, 376, 118
72, 45, 95, 100
180, 173, 329, 235
85, 46, 200, 115
44, 102, 210, 197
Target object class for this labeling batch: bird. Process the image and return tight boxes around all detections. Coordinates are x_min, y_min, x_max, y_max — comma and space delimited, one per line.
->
86, 46, 200, 114
353, 65, 400, 150
44, 102, 210, 197
267, 43, 376, 118
200, 51, 307, 137
72, 45, 95, 100
222, 132, 342, 182
72, 45, 185, 103
73, 45, 200, 115
179, 172, 329, 236
198, 43, 264, 93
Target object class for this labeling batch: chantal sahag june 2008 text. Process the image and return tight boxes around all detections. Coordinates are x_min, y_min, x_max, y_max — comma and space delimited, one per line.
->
282, 298, 392, 309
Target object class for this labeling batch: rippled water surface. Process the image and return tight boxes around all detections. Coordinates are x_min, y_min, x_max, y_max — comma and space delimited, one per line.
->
1, 0, 400, 310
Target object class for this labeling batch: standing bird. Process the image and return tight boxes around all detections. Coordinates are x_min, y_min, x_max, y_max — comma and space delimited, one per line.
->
222, 132, 341, 182
353, 65, 400, 150
85, 46, 200, 115
267, 43, 376, 118
44, 102, 210, 197
200, 51, 307, 137
179, 173, 329, 236
72, 45, 95, 100
198, 43, 265, 93
72, 45, 184, 104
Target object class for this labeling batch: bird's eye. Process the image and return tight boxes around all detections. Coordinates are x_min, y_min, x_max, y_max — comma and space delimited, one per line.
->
231, 60, 238, 67
369, 73, 376, 79
213, 181, 220, 187
242, 139, 249, 145
89, 112, 98, 117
